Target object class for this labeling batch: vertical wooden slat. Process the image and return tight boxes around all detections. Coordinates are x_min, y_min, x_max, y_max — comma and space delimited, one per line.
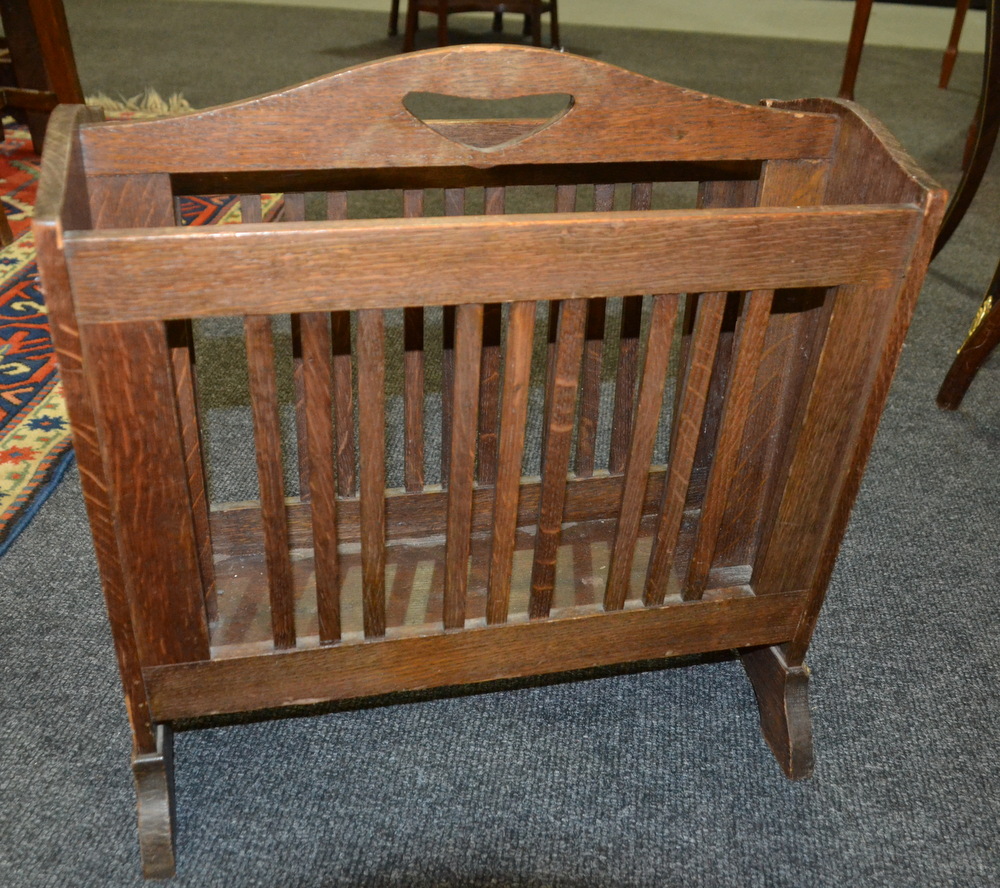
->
356, 308, 386, 637
244, 314, 296, 648
574, 183, 616, 477
403, 189, 425, 492
282, 193, 311, 501
486, 300, 536, 624
167, 320, 216, 621
684, 290, 774, 599
282, 192, 305, 222
604, 294, 680, 610
290, 314, 310, 501
477, 185, 506, 485
643, 292, 727, 606
440, 187, 464, 486
541, 184, 579, 454
608, 182, 654, 474
325, 191, 355, 497
444, 303, 484, 630
238, 193, 262, 224
529, 298, 588, 619
300, 311, 341, 644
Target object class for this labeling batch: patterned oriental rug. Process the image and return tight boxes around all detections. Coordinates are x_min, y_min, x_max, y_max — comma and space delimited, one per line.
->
0, 116, 280, 556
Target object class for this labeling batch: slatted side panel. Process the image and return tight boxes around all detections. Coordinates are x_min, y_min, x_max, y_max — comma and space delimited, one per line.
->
182, 181, 842, 648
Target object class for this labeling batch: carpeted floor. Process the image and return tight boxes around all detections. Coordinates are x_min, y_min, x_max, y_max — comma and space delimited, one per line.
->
2, 2, 999, 886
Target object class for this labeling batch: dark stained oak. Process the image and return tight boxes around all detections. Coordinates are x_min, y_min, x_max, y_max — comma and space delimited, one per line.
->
33, 104, 160, 754
604, 294, 679, 610
33, 47, 944, 877
244, 315, 296, 649
356, 309, 387, 638
530, 298, 587, 619
63, 208, 923, 324
486, 300, 536, 624
444, 303, 484, 630
300, 311, 341, 644
644, 291, 727, 606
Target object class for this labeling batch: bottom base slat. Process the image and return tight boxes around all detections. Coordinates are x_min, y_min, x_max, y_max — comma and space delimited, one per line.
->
146, 589, 806, 721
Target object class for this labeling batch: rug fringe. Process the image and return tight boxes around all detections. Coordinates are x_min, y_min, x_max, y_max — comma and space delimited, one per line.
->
85, 89, 193, 115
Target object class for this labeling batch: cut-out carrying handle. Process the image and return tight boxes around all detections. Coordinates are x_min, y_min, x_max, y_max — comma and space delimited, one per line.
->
80, 45, 840, 176
401, 90, 574, 151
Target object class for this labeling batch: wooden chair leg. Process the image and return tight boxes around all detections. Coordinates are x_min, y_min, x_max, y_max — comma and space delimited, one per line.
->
131, 724, 177, 880
941, 0, 971, 89
740, 645, 814, 779
403, 0, 419, 51
493, 10, 503, 32
839, 0, 873, 101
550, 0, 561, 49
0, 0, 84, 153
935, 0, 1000, 257
436, 0, 449, 47
388, 0, 400, 36
938, 258, 1000, 409
529, 1, 542, 45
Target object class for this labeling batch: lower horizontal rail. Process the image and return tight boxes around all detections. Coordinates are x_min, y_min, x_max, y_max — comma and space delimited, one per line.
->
145, 589, 807, 721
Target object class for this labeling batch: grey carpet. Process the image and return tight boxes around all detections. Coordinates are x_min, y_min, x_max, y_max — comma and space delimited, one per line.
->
2, 1, 999, 885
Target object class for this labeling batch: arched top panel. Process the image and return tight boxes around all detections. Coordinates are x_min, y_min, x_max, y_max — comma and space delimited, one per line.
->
79, 45, 838, 176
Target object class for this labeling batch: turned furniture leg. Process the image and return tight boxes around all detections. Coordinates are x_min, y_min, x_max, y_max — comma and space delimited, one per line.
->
388, 0, 399, 35
131, 724, 177, 880
941, 0, 971, 89
740, 645, 814, 779
937, 257, 1000, 408
839, 0, 873, 100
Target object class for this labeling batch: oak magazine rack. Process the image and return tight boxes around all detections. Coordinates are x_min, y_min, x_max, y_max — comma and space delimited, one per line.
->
34, 45, 944, 878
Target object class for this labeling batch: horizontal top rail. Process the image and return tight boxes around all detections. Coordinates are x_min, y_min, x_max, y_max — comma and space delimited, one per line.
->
66, 205, 920, 324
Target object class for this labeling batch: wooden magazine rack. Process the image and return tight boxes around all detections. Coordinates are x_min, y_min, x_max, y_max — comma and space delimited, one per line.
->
34, 46, 944, 878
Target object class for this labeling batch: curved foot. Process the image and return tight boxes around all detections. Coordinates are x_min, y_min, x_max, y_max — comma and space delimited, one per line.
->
740, 645, 814, 779
132, 724, 176, 879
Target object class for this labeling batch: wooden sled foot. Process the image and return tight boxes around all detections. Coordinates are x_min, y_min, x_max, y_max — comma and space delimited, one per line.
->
740, 645, 814, 779
131, 724, 177, 879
